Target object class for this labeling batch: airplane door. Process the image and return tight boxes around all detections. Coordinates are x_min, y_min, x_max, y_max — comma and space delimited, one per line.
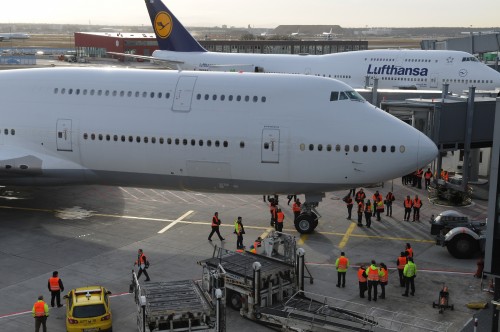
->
173, 76, 197, 112
261, 128, 280, 163
56, 119, 72, 152
430, 73, 438, 88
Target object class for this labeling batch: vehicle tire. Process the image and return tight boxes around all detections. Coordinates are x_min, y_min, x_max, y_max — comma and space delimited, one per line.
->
228, 290, 242, 310
294, 213, 317, 234
446, 234, 478, 259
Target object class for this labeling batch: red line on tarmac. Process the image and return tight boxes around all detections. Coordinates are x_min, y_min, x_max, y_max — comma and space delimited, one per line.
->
0, 292, 131, 320
305, 262, 474, 275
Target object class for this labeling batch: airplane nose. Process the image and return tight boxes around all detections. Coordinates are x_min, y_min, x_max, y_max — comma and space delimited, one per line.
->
417, 133, 438, 168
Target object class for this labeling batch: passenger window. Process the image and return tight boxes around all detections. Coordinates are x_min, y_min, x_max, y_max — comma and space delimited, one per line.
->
354, 145, 359, 152
136, 136, 141, 143
261, 97, 266, 103
205, 94, 209, 100
213, 95, 217, 101
106, 135, 110, 141
381, 145, 386, 152
113, 135, 118, 141
221, 95, 225, 101
363, 145, 368, 152
245, 96, 250, 102
152, 137, 156, 144
240, 141, 244, 148
183, 139, 188, 145
236, 95, 241, 102
160, 138, 164, 144
175, 138, 180, 145
167, 138, 172, 144
223, 141, 228, 147
318, 144, 323, 151
207, 140, 212, 147
199, 140, 204, 146
121, 135, 126, 142
191, 139, 196, 146
344, 145, 350, 152
300, 143, 305, 151
144, 137, 149, 143
264, 142, 269, 149
335, 144, 341, 152
372, 145, 377, 152
327, 144, 332, 152
309, 144, 314, 151
215, 140, 220, 147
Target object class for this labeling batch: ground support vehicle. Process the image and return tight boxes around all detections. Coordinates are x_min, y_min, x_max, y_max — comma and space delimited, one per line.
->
64, 286, 112, 332
429, 210, 487, 258
130, 271, 224, 332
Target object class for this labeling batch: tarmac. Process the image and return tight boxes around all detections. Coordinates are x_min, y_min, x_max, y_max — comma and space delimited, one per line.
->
0, 175, 495, 332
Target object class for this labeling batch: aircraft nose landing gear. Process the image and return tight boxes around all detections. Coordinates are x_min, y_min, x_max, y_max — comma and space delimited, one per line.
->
294, 193, 324, 234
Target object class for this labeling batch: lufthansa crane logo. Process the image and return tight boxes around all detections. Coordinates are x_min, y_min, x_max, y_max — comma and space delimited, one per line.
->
154, 11, 173, 39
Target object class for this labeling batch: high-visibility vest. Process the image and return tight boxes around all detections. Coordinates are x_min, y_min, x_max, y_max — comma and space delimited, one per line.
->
380, 268, 388, 283
234, 221, 243, 234
49, 277, 60, 291
372, 194, 382, 203
357, 268, 367, 282
358, 202, 364, 213
413, 199, 422, 208
406, 248, 413, 258
292, 202, 301, 212
364, 204, 372, 213
404, 261, 416, 277
386, 193, 394, 202
336, 256, 348, 272
397, 256, 407, 269
404, 199, 413, 208
367, 265, 380, 281
211, 215, 220, 227
33, 301, 47, 317
137, 253, 146, 265
356, 192, 365, 201
277, 211, 284, 223
376, 200, 384, 211
425, 171, 433, 179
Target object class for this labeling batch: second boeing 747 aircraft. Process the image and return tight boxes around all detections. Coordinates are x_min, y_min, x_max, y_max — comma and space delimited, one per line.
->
0, 67, 437, 233
137, 0, 500, 94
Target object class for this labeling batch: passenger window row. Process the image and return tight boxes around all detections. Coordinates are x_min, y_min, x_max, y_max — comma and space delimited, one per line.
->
196, 93, 267, 103
54, 87, 172, 99
374, 76, 427, 82
368, 58, 396, 62
0, 129, 15, 135
82, 133, 242, 149
300, 143, 405, 154
442, 78, 492, 84
404, 59, 432, 63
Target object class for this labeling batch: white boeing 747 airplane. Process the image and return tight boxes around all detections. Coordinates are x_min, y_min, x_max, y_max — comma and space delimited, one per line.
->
137, 0, 500, 94
0, 68, 437, 233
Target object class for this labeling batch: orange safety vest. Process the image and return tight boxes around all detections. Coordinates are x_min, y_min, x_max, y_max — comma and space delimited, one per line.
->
364, 204, 372, 213
358, 201, 364, 213
424, 171, 432, 179
337, 256, 348, 270
211, 215, 220, 227
367, 266, 380, 281
292, 202, 301, 212
380, 268, 388, 283
33, 301, 46, 317
404, 199, 412, 208
49, 277, 60, 291
277, 211, 284, 223
356, 192, 365, 201
137, 253, 146, 265
372, 194, 382, 203
406, 248, 413, 258
397, 256, 407, 269
357, 268, 367, 282
386, 193, 394, 202
416, 169, 423, 178
413, 198, 421, 208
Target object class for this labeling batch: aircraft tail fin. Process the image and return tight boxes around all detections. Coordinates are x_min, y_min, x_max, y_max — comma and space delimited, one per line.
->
144, 0, 207, 52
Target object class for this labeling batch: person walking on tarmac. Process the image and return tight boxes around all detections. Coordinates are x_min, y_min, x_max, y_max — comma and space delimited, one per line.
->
372, 191, 384, 221
364, 200, 373, 228
208, 212, 225, 242
134, 249, 150, 282
357, 265, 368, 298
269, 200, 277, 226
379, 263, 388, 299
355, 188, 366, 203
402, 257, 417, 296
424, 168, 433, 189
412, 195, 422, 221
403, 195, 413, 221
32, 295, 49, 332
405, 243, 413, 258
357, 199, 365, 227
234, 217, 245, 249
275, 208, 285, 233
415, 168, 423, 189
396, 252, 408, 287
47, 271, 64, 308
335, 252, 349, 288
364, 260, 383, 301
343, 194, 354, 220
292, 198, 302, 221
385, 191, 395, 217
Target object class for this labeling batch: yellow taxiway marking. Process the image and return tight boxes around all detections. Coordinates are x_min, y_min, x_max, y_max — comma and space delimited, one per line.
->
0, 205, 434, 243
338, 222, 357, 249
297, 234, 309, 245
158, 210, 193, 234
259, 228, 274, 240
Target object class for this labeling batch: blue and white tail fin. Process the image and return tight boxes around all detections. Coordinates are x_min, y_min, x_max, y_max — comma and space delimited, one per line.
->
145, 0, 207, 52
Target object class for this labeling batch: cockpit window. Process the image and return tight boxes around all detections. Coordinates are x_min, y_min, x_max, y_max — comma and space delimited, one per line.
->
330, 91, 365, 102
462, 56, 479, 62
339, 92, 349, 100
345, 90, 365, 101
330, 91, 339, 101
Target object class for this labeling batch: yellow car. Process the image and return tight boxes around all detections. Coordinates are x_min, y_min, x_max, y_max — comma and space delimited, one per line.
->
64, 286, 112, 332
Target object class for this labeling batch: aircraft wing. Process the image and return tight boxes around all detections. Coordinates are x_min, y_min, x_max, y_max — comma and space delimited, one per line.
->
106, 52, 183, 69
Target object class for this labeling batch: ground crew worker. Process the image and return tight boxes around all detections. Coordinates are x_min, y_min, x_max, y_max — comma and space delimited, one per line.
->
269, 201, 277, 226
379, 263, 388, 299
355, 188, 366, 203
335, 252, 349, 288
249, 245, 257, 254
372, 191, 384, 221
253, 237, 262, 253
364, 200, 373, 228
343, 194, 353, 219
412, 195, 422, 221
357, 265, 367, 298
415, 168, 423, 189
424, 168, 433, 189
32, 295, 49, 332
292, 198, 302, 220
402, 257, 417, 296
385, 192, 395, 217
234, 217, 245, 249
134, 248, 150, 282
275, 208, 285, 232
405, 243, 413, 258
403, 195, 413, 221
47, 271, 64, 308
396, 252, 407, 287
364, 260, 383, 301
208, 212, 225, 242
357, 200, 364, 227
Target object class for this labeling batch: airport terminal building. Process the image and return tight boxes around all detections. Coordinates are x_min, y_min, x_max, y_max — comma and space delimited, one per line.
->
74, 32, 368, 59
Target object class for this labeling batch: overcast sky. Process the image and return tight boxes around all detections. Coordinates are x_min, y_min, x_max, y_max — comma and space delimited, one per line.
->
0, 0, 498, 28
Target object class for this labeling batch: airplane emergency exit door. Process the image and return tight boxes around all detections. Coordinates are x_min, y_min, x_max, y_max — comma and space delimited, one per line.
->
261, 128, 280, 163
56, 119, 72, 151
173, 76, 197, 112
